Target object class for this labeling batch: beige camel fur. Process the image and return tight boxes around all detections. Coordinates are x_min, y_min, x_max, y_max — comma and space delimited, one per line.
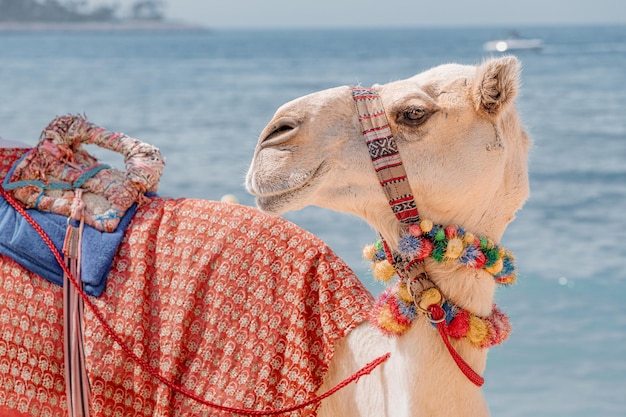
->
246, 56, 530, 416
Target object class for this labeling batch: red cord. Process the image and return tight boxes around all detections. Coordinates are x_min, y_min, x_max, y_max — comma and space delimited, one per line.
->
428, 305, 484, 387
1, 186, 390, 415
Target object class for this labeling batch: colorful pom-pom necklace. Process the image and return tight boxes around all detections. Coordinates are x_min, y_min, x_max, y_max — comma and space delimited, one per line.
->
369, 279, 511, 348
364, 216, 515, 348
363, 217, 516, 286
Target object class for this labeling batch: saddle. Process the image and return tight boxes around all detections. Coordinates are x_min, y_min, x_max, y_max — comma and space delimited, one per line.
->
3, 114, 164, 232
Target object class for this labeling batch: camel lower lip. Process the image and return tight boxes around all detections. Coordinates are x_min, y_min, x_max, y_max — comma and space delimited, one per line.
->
252, 164, 324, 207
254, 194, 289, 213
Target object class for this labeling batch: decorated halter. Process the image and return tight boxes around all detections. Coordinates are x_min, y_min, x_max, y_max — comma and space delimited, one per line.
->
351, 87, 516, 387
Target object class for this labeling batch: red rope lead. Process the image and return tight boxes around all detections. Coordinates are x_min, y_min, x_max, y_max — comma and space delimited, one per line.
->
0, 185, 390, 415
428, 305, 484, 387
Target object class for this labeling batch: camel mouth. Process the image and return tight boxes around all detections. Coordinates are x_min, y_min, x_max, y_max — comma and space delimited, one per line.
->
250, 163, 325, 213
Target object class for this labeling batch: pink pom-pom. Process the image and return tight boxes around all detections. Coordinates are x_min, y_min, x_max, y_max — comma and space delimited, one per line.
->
416, 239, 434, 261
473, 251, 487, 269
445, 225, 457, 239
408, 224, 423, 237
482, 306, 512, 347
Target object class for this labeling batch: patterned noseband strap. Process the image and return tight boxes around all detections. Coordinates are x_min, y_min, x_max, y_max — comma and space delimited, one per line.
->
351, 87, 420, 225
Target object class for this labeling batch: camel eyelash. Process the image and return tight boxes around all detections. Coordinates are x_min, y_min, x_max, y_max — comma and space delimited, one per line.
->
396, 106, 433, 126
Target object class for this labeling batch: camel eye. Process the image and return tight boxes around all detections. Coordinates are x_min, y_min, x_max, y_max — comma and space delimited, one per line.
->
403, 108, 427, 122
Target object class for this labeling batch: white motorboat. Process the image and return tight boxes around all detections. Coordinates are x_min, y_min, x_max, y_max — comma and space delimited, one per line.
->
483, 35, 543, 52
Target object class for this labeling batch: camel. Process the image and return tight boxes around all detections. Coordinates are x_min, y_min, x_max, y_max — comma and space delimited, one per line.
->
0, 55, 528, 417
246, 55, 531, 416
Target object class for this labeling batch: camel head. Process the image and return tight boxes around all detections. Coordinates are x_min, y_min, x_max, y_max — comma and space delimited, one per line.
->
246, 56, 530, 247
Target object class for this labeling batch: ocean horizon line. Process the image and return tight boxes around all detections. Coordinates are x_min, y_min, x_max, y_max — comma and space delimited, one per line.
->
0, 19, 209, 32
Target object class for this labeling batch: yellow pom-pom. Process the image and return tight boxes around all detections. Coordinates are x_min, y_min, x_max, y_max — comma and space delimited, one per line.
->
420, 218, 433, 233
378, 305, 410, 335
485, 257, 504, 275
445, 237, 464, 259
463, 232, 475, 245
373, 260, 396, 282
467, 316, 489, 346
417, 288, 442, 311
362, 244, 377, 261
397, 283, 413, 303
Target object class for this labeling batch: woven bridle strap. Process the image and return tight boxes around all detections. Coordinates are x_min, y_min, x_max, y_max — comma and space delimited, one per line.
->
351, 87, 420, 225
352, 86, 488, 387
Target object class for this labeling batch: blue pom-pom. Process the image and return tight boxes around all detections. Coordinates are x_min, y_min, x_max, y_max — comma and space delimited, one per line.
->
460, 244, 480, 266
373, 249, 387, 262
424, 225, 439, 240
495, 254, 515, 278
428, 301, 458, 328
398, 235, 422, 256
396, 297, 417, 321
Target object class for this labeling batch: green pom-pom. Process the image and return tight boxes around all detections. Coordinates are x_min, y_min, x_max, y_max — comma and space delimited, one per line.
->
432, 240, 446, 262
483, 247, 499, 267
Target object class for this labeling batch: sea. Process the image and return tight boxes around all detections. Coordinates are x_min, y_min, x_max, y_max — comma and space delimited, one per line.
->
0, 25, 624, 416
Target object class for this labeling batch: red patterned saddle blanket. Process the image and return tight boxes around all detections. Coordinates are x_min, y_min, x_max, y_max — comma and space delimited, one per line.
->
0, 147, 373, 416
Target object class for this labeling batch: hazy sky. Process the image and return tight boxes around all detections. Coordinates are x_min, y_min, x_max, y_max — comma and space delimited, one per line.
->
108, 0, 625, 28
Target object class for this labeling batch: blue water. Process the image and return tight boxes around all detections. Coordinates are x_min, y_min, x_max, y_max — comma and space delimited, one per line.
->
0, 25, 624, 416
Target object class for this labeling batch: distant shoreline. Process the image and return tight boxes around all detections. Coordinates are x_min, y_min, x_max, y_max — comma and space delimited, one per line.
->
0, 20, 209, 32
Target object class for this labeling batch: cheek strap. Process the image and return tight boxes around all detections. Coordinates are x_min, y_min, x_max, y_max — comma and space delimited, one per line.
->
351, 86, 420, 225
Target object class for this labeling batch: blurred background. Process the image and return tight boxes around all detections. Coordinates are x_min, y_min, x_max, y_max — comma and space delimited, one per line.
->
1, 1, 625, 416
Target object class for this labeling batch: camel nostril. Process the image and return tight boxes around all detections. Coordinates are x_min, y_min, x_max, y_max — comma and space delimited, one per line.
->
262, 118, 299, 144
265, 125, 293, 141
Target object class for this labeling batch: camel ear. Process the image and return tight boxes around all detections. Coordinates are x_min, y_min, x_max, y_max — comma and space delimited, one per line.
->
472, 56, 520, 117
